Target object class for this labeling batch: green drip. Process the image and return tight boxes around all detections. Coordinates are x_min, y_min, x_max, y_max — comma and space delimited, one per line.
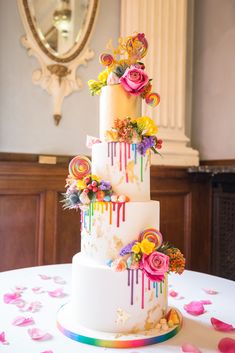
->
140, 156, 143, 182
91, 202, 94, 216
160, 281, 162, 294
89, 203, 92, 233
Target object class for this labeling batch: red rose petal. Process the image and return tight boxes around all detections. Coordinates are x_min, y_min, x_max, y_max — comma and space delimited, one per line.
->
211, 317, 235, 332
184, 301, 205, 316
218, 337, 235, 353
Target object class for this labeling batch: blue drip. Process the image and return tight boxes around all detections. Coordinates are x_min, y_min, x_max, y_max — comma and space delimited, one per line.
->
155, 282, 158, 297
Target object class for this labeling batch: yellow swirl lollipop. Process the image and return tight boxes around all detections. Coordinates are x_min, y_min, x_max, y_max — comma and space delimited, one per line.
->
68, 155, 91, 180
139, 228, 163, 249
145, 92, 160, 107
99, 53, 115, 67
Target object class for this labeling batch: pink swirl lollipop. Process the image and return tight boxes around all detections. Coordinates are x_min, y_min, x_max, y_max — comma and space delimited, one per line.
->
139, 228, 163, 249
68, 155, 91, 180
126, 33, 148, 60
145, 92, 160, 107
99, 53, 114, 67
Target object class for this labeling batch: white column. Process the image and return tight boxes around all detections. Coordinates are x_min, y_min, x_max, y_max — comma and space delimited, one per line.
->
121, 0, 199, 166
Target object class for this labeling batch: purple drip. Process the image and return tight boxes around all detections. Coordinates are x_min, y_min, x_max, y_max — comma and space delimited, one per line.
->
131, 270, 134, 305
136, 269, 139, 284
127, 269, 130, 286
114, 142, 117, 157
111, 142, 114, 166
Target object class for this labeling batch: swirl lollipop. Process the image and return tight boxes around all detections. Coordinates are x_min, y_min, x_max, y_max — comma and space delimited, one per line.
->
68, 155, 91, 180
126, 33, 148, 60
139, 228, 163, 249
145, 92, 160, 107
99, 53, 115, 67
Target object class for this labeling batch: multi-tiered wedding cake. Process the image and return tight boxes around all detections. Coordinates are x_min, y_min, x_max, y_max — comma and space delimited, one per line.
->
58, 33, 185, 348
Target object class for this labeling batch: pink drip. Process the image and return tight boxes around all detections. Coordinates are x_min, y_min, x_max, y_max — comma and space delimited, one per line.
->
141, 271, 145, 309
113, 202, 116, 212
124, 143, 128, 182
122, 202, 125, 222
111, 142, 114, 166
148, 278, 151, 290
131, 269, 134, 305
128, 143, 131, 159
119, 143, 122, 171
114, 142, 117, 157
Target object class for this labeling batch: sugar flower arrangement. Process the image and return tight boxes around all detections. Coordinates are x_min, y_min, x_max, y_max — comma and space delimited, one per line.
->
88, 33, 160, 108
108, 228, 185, 282
63, 155, 128, 209
106, 116, 163, 156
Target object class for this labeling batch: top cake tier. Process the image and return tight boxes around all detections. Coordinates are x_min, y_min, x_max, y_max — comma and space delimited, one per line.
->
99, 84, 141, 140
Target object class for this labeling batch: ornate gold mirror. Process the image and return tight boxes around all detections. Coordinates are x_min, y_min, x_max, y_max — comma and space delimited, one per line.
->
18, 0, 99, 125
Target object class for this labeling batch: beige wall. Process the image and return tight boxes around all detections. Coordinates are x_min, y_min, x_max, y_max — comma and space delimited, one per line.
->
192, 0, 235, 160
0, 0, 120, 156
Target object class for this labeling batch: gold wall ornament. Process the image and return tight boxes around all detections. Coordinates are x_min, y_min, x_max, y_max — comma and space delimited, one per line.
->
17, 0, 99, 125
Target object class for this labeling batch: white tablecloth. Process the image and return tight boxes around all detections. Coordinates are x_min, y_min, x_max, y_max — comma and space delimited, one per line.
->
0, 264, 234, 353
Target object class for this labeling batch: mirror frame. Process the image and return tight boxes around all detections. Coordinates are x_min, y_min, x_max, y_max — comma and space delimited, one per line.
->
18, 0, 99, 125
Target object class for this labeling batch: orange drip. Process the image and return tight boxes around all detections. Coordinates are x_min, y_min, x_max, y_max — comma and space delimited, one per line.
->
109, 202, 113, 224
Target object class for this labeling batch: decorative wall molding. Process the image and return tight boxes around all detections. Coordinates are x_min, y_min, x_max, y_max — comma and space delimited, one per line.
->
121, 0, 199, 166
17, 0, 99, 125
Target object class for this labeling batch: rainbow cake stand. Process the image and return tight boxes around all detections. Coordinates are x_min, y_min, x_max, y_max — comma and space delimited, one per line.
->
57, 303, 182, 348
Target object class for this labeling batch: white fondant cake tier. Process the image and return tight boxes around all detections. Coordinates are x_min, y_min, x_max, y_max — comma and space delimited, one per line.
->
81, 200, 159, 264
92, 142, 150, 202
71, 253, 168, 333
99, 84, 141, 140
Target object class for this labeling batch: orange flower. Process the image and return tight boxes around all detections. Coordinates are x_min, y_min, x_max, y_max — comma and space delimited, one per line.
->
166, 248, 185, 274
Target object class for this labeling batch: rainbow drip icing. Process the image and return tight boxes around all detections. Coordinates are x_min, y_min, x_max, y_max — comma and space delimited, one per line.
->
127, 270, 167, 309
107, 142, 145, 183
82, 201, 126, 233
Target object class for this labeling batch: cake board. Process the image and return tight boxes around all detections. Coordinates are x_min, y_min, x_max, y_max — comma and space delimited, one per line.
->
57, 302, 183, 348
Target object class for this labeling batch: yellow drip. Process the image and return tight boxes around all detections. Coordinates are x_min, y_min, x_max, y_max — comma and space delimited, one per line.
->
109, 202, 112, 225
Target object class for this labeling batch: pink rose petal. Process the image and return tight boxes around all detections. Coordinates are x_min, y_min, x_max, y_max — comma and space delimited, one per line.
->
13, 298, 26, 308
218, 337, 235, 353
28, 328, 52, 341
3, 292, 21, 304
203, 288, 218, 295
20, 301, 42, 313
181, 343, 202, 353
39, 274, 51, 280
0, 332, 9, 345
32, 287, 45, 294
200, 300, 212, 305
14, 286, 27, 293
12, 316, 34, 326
53, 276, 66, 285
211, 317, 235, 332
48, 288, 66, 298
41, 351, 53, 353
169, 290, 178, 297
184, 301, 205, 316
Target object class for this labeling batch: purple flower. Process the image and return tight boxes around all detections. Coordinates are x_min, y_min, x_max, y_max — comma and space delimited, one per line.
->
99, 180, 111, 191
137, 136, 155, 155
119, 240, 137, 256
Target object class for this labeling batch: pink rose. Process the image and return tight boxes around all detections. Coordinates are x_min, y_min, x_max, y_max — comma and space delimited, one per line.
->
119, 66, 149, 96
140, 252, 169, 282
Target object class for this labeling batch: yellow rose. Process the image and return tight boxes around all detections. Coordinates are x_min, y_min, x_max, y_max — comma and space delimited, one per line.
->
76, 180, 87, 190
105, 130, 118, 142
135, 116, 158, 136
91, 174, 101, 182
139, 239, 155, 255
98, 70, 109, 84
132, 243, 141, 254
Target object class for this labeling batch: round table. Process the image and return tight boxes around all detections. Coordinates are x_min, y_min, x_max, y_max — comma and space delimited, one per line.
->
0, 264, 234, 353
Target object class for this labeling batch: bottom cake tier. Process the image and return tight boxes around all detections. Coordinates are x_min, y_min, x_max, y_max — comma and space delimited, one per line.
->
71, 253, 168, 333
